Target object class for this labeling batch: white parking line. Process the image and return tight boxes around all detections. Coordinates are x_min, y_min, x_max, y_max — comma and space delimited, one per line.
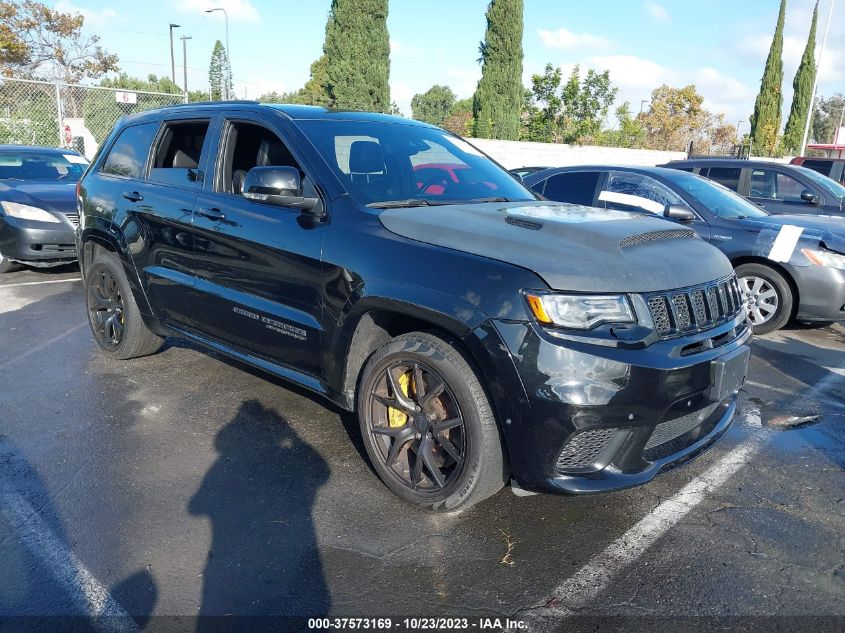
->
0, 484, 139, 633
525, 362, 845, 626
0, 321, 87, 372
0, 277, 82, 288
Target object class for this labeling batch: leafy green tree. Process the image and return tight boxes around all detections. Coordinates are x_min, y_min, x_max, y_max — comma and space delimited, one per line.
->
473, 0, 523, 139
750, 0, 786, 156
442, 98, 474, 136
783, 1, 818, 154
82, 73, 182, 143
411, 85, 456, 125
640, 84, 711, 151
208, 39, 233, 101
0, 0, 118, 81
811, 93, 845, 144
321, 0, 390, 111
597, 102, 646, 148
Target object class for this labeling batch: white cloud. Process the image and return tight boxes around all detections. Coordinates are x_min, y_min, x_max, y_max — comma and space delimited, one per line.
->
54, 1, 121, 28
445, 67, 481, 98
588, 55, 673, 89
177, 0, 260, 24
538, 28, 611, 51
644, 2, 670, 22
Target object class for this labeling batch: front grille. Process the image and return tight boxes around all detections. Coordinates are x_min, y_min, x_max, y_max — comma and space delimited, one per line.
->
619, 229, 695, 248
63, 211, 79, 228
556, 428, 617, 472
643, 403, 721, 461
645, 276, 743, 338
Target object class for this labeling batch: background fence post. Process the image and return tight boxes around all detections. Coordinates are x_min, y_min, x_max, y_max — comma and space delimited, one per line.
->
54, 82, 63, 147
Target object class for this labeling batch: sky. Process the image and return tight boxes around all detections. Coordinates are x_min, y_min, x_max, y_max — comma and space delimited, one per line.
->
52, 0, 845, 138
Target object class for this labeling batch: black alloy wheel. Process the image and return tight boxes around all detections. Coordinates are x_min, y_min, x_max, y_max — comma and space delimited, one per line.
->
87, 268, 125, 348
365, 360, 466, 492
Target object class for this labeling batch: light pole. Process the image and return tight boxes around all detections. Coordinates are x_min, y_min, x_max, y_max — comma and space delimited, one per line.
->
169, 23, 180, 85
180, 35, 192, 95
736, 120, 743, 144
799, 0, 836, 156
206, 8, 230, 100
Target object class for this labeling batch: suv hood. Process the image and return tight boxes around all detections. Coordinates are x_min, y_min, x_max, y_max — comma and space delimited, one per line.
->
379, 201, 733, 292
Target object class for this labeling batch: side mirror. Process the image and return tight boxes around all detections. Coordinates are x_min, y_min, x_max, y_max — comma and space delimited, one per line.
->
243, 166, 321, 214
800, 189, 820, 205
664, 204, 696, 221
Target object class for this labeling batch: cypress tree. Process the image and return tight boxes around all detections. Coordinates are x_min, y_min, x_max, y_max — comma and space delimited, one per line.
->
208, 40, 232, 101
749, 0, 786, 155
783, 2, 818, 153
322, 0, 390, 112
472, 0, 524, 140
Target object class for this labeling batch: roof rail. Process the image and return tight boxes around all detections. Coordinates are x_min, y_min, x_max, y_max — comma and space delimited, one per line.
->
169, 100, 260, 107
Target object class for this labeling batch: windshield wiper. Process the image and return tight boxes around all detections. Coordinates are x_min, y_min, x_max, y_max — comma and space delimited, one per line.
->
466, 196, 512, 203
366, 199, 433, 209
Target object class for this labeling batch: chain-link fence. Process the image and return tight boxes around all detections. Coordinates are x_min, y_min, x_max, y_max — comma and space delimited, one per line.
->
0, 78, 186, 159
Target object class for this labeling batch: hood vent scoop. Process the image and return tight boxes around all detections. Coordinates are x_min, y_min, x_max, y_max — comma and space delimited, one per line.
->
506, 216, 543, 231
620, 228, 695, 248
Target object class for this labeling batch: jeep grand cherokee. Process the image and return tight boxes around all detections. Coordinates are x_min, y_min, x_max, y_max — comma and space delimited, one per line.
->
76, 103, 751, 511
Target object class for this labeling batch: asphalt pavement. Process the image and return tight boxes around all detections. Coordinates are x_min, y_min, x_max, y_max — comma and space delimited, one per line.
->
0, 264, 843, 633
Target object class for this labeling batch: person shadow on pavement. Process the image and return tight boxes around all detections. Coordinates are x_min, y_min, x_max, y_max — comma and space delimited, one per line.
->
188, 400, 331, 631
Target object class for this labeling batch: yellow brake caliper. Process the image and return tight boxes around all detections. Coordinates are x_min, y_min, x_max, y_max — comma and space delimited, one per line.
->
388, 370, 414, 428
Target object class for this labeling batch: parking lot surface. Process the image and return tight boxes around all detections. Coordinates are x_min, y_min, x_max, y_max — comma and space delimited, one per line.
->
1, 265, 843, 632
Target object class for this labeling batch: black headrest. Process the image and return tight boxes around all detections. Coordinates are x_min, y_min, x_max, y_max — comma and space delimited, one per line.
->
349, 141, 384, 174
172, 149, 198, 169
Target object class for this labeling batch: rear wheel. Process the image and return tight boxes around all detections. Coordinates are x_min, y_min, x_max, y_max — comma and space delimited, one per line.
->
357, 332, 506, 512
736, 263, 793, 335
85, 253, 163, 359
0, 250, 21, 273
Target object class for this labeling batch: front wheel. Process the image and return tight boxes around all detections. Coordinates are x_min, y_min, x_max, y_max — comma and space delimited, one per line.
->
357, 332, 506, 512
736, 263, 793, 335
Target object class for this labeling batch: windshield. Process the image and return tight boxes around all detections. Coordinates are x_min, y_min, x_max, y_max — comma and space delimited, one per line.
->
0, 150, 88, 181
663, 169, 769, 219
295, 120, 536, 206
795, 165, 845, 204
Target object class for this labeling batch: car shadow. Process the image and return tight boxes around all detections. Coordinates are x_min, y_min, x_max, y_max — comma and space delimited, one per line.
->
188, 399, 331, 630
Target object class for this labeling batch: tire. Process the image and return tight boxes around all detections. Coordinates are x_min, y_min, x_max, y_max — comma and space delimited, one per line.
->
0, 249, 21, 273
357, 332, 506, 512
735, 263, 793, 335
85, 253, 163, 359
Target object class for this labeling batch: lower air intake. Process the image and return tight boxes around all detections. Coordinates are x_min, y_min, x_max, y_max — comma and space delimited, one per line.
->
556, 428, 617, 473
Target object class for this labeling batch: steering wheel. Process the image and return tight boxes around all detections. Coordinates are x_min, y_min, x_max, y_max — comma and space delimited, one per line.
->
417, 175, 449, 194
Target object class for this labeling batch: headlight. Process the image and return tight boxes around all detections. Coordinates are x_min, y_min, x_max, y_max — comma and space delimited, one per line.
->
1, 201, 61, 223
525, 292, 636, 330
801, 248, 845, 270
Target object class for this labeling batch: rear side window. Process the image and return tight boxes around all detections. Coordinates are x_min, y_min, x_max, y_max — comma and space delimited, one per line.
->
149, 120, 211, 188
101, 122, 159, 179
542, 172, 599, 205
706, 167, 742, 192
599, 171, 682, 214
801, 159, 834, 177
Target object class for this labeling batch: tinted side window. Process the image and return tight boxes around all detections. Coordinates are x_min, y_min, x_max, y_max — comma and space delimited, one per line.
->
542, 172, 599, 205
218, 120, 303, 196
750, 169, 806, 201
801, 159, 834, 177
149, 120, 210, 188
697, 167, 709, 178
707, 167, 742, 192
101, 122, 159, 178
599, 171, 682, 214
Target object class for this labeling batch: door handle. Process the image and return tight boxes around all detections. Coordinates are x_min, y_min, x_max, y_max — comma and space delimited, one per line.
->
122, 190, 143, 202
197, 207, 226, 221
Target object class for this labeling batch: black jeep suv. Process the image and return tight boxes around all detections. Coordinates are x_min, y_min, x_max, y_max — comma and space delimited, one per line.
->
76, 103, 751, 511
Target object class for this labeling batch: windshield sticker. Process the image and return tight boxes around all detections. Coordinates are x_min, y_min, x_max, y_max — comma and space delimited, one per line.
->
506, 204, 631, 223
597, 190, 664, 214
768, 225, 804, 263
63, 154, 89, 165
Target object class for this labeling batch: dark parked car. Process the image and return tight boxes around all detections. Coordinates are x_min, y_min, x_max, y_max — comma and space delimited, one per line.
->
790, 156, 845, 186
76, 103, 750, 510
525, 166, 845, 333
661, 158, 845, 216
0, 145, 87, 272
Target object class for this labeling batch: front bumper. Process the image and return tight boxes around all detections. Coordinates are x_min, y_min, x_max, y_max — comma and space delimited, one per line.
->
790, 264, 845, 322
491, 314, 751, 494
0, 214, 77, 266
